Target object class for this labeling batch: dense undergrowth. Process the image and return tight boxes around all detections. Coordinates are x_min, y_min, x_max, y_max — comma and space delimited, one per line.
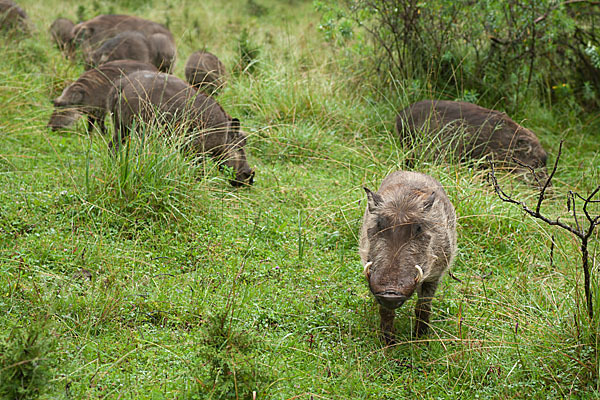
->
0, 0, 599, 398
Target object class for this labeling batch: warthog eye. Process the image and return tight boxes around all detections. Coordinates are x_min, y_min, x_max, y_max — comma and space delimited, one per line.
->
412, 224, 422, 236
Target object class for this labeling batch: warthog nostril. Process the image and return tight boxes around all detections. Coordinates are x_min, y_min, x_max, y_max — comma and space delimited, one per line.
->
374, 292, 407, 310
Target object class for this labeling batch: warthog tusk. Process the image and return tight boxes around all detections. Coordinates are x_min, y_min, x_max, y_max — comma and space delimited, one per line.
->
363, 261, 372, 280
415, 264, 423, 282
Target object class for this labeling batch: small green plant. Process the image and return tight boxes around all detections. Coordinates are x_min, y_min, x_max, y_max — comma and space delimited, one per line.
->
236, 28, 260, 74
83, 121, 211, 223
0, 321, 54, 400
189, 309, 272, 399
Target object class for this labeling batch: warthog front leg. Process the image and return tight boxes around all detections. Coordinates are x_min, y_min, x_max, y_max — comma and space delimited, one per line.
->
414, 280, 439, 337
379, 305, 396, 345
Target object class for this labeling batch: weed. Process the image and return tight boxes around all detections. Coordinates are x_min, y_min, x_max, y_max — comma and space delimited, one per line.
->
0, 320, 54, 400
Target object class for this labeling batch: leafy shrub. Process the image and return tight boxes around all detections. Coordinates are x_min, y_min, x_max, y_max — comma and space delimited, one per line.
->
315, 0, 600, 110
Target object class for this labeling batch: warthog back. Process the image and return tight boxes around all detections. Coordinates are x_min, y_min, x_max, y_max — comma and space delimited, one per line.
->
396, 100, 549, 183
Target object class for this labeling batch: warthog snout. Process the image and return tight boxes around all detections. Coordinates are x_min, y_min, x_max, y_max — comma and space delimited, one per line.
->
374, 291, 407, 309
230, 168, 255, 187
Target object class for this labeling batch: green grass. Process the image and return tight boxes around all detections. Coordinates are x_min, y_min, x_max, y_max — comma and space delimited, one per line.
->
0, 0, 599, 398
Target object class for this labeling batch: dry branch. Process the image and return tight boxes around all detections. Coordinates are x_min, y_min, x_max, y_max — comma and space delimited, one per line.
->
488, 140, 600, 320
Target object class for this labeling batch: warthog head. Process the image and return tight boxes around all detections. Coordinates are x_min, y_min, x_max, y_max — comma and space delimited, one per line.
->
216, 118, 254, 187
362, 186, 438, 310
47, 84, 85, 131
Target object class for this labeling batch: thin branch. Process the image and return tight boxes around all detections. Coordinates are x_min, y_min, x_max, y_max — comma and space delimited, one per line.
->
534, 0, 600, 24
488, 161, 582, 238
511, 157, 542, 189
582, 185, 600, 228
568, 191, 582, 234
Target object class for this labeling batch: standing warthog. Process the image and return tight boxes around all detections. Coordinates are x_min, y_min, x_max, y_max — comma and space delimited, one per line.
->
48, 60, 158, 133
185, 51, 227, 95
107, 71, 255, 187
396, 100, 549, 183
0, 0, 28, 32
70, 14, 176, 72
360, 171, 457, 343
50, 18, 74, 54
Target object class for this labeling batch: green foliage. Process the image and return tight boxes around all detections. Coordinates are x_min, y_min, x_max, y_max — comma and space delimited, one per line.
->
0, 0, 599, 397
83, 124, 212, 223
189, 309, 273, 399
0, 321, 54, 400
236, 28, 261, 74
315, 0, 600, 111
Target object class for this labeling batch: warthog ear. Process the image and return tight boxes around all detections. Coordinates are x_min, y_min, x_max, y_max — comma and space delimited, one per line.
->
423, 191, 436, 211
70, 89, 84, 105
228, 118, 246, 145
364, 187, 383, 213
516, 137, 533, 154
230, 118, 240, 133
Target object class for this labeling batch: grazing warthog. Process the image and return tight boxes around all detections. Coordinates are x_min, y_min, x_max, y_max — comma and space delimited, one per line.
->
86, 31, 176, 72
70, 14, 175, 72
0, 0, 28, 32
185, 51, 227, 94
87, 31, 151, 67
48, 60, 158, 133
396, 100, 549, 183
50, 18, 74, 54
360, 171, 457, 343
107, 71, 255, 186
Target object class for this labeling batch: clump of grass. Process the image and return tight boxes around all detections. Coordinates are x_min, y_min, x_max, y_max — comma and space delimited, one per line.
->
189, 308, 272, 399
236, 28, 261, 74
0, 320, 54, 400
82, 122, 213, 223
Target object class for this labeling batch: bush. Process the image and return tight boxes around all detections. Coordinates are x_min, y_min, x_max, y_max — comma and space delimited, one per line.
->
315, 0, 600, 111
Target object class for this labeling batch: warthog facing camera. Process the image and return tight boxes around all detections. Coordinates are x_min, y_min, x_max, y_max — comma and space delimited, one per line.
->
360, 171, 457, 343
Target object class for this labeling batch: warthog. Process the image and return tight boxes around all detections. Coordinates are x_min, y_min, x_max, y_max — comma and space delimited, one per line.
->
86, 31, 175, 72
50, 18, 74, 54
107, 71, 255, 186
185, 51, 227, 94
0, 0, 28, 32
360, 171, 457, 343
396, 100, 549, 183
70, 14, 175, 72
87, 31, 151, 67
48, 60, 158, 133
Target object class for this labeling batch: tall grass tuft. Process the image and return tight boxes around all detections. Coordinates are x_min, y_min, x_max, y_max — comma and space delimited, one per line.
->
0, 320, 54, 400
189, 309, 273, 399
81, 121, 214, 223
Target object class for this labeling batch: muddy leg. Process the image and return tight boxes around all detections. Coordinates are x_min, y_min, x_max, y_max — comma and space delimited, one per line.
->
379, 305, 396, 345
414, 280, 439, 337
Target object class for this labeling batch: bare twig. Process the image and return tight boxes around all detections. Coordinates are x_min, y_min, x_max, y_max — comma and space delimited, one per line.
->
488, 142, 600, 320
448, 270, 463, 283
